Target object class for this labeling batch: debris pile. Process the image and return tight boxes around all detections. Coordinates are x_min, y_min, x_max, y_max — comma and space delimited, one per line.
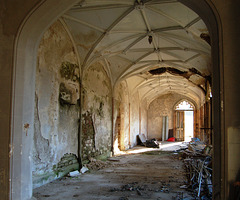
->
85, 157, 117, 171
179, 139, 213, 199
110, 182, 149, 194
138, 134, 160, 148
110, 182, 171, 197
145, 138, 160, 148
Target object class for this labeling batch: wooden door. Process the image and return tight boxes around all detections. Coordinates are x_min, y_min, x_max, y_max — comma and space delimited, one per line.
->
175, 111, 185, 141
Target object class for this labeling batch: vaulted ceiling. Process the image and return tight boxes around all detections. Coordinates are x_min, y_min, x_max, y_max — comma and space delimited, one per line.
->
62, 0, 211, 106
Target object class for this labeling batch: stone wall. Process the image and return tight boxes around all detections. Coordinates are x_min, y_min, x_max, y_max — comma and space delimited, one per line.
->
81, 61, 112, 161
148, 93, 197, 140
33, 20, 80, 185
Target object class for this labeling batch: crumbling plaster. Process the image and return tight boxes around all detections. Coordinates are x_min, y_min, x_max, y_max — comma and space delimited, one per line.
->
0, 1, 239, 199
33, 20, 80, 178
81, 61, 112, 160
148, 93, 197, 140
113, 81, 130, 151
129, 92, 140, 148
140, 99, 148, 137
113, 81, 144, 150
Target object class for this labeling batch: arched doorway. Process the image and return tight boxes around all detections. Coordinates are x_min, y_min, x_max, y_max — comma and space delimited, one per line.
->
11, 1, 222, 199
10, 1, 79, 199
174, 100, 195, 142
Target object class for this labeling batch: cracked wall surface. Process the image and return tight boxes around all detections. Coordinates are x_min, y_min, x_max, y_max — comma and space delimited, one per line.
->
33, 20, 80, 183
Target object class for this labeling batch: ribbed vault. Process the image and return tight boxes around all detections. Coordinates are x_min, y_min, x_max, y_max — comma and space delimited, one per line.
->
62, 0, 211, 105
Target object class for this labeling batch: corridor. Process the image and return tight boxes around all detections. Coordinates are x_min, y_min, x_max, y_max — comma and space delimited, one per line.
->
2, 1, 240, 200
33, 144, 193, 200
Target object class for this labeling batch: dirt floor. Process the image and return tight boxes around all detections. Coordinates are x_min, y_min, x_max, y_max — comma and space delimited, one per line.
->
33, 143, 194, 200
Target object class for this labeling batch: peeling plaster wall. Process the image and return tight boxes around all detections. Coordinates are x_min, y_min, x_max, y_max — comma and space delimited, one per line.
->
82, 62, 112, 160
0, 1, 239, 199
33, 21, 80, 181
114, 84, 145, 151
112, 98, 120, 153
148, 93, 197, 140
113, 81, 130, 152
129, 92, 140, 147
140, 99, 148, 137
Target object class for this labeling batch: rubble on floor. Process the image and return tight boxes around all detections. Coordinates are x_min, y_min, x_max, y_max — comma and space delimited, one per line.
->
145, 138, 160, 148
34, 142, 212, 200
177, 139, 213, 199
110, 181, 184, 199
69, 170, 80, 177
80, 166, 89, 174
85, 157, 117, 171
138, 134, 160, 148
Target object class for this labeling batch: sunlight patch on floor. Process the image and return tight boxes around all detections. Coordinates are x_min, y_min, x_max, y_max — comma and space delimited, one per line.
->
114, 141, 187, 156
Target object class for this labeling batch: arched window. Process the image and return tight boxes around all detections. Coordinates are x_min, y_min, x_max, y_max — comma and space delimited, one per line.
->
175, 100, 194, 111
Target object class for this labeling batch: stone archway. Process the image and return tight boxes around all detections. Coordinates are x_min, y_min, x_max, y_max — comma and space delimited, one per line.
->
173, 100, 195, 142
10, 1, 222, 200
10, 1, 79, 199
178, 1, 223, 198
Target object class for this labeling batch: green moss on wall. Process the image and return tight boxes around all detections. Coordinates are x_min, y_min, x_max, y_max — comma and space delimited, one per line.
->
60, 61, 79, 82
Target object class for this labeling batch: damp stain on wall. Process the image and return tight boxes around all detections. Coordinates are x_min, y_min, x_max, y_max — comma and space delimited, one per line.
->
81, 62, 112, 161
33, 20, 80, 187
